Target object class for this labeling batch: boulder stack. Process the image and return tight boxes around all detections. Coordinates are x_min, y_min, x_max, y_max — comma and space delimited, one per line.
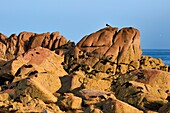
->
0, 26, 169, 112
0, 32, 74, 60
64, 26, 166, 76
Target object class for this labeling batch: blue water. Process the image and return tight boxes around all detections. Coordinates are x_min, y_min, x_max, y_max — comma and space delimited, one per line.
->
142, 49, 170, 65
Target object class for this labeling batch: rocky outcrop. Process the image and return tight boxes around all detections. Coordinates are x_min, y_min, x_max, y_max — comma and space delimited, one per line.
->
0, 47, 68, 112
59, 71, 112, 94
77, 27, 142, 64
0, 47, 67, 107
115, 69, 170, 111
77, 89, 143, 113
64, 26, 168, 78
0, 26, 169, 112
0, 47, 67, 82
0, 32, 74, 60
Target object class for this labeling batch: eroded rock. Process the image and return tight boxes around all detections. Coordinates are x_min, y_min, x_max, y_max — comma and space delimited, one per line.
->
0, 26, 169, 112
0, 47, 67, 83
115, 69, 170, 111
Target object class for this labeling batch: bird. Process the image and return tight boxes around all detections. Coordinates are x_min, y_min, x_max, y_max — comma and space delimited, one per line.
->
106, 24, 111, 27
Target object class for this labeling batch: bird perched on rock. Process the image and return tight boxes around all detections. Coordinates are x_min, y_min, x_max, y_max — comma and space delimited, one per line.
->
106, 24, 111, 27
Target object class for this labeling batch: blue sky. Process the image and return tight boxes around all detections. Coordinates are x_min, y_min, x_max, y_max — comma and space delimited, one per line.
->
0, 0, 170, 49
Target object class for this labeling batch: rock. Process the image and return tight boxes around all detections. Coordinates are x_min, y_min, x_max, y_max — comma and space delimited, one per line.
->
77, 27, 142, 64
115, 69, 170, 111
0, 31, 72, 61
79, 89, 116, 108
77, 27, 116, 47
8, 101, 25, 112
0, 93, 10, 102
94, 60, 115, 73
59, 93, 82, 110
84, 107, 103, 113
0, 33, 7, 59
0, 47, 67, 82
158, 102, 170, 113
46, 103, 64, 113
58, 71, 85, 93
16, 32, 35, 56
59, 70, 112, 93
0, 57, 7, 67
0, 42, 7, 59
105, 27, 142, 64
0, 26, 169, 113
65, 26, 142, 75
0, 47, 67, 103
140, 56, 165, 71
0, 33, 7, 43
103, 98, 143, 113
29, 32, 68, 50
15, 77, 58, 103
49, 32, 68, 50
29, 32, 51, 49
79, 89, 115, 100
128, 60, 140, 71
83, 76, 111, 91
146, 111, 158, 113
79, 89, 143, 113
6, 98, 62, 113
7, 98, 47, 112
6, 34, 18, 60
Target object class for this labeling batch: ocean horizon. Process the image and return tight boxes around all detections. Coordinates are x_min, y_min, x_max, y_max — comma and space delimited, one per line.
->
142, 49, 170, 65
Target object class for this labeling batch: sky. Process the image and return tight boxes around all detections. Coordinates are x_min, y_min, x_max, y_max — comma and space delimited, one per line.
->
0, 0, 170, 49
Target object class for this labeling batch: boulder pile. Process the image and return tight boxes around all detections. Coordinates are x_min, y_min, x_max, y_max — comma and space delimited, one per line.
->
0, 26, 169, 112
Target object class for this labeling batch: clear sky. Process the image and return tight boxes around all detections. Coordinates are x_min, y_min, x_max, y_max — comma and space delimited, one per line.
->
0, 0, 170, 49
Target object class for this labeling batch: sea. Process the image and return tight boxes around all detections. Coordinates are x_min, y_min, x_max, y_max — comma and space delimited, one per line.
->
142, 49, 170, 65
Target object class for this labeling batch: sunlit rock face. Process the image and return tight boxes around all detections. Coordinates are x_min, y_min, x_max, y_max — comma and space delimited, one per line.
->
0, 26, 169, 112
0, 31, 73, 60
65, 26, 142, 75
77, 27, 142, 64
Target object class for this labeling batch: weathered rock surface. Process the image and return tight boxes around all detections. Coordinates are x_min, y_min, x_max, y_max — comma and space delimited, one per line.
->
158, 102, 170, 113
0, 31, 74, 60
0, 47, 67, 82
58, 93, 82, 110
59, 71, 112, 94
79, 89, 143, 113
77, 27, 142, 63
115, 69, 170, 111
0, 47, 68, 112
0, 26, 169, 112
65, 26, 161, 78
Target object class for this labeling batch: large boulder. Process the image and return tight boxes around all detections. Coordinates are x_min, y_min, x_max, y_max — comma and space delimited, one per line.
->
15, 75, 58, 103
65, 26, 142, 75
0, 47, 67, 83
0, 48, 69, 112
102, 98, 144, 113
58, 93, 82, 110
59, 71, 112, 93
0, 47, 68, 103
115, 69, 170, 111
77, 26, 142, 64
79, 89, 143, 113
